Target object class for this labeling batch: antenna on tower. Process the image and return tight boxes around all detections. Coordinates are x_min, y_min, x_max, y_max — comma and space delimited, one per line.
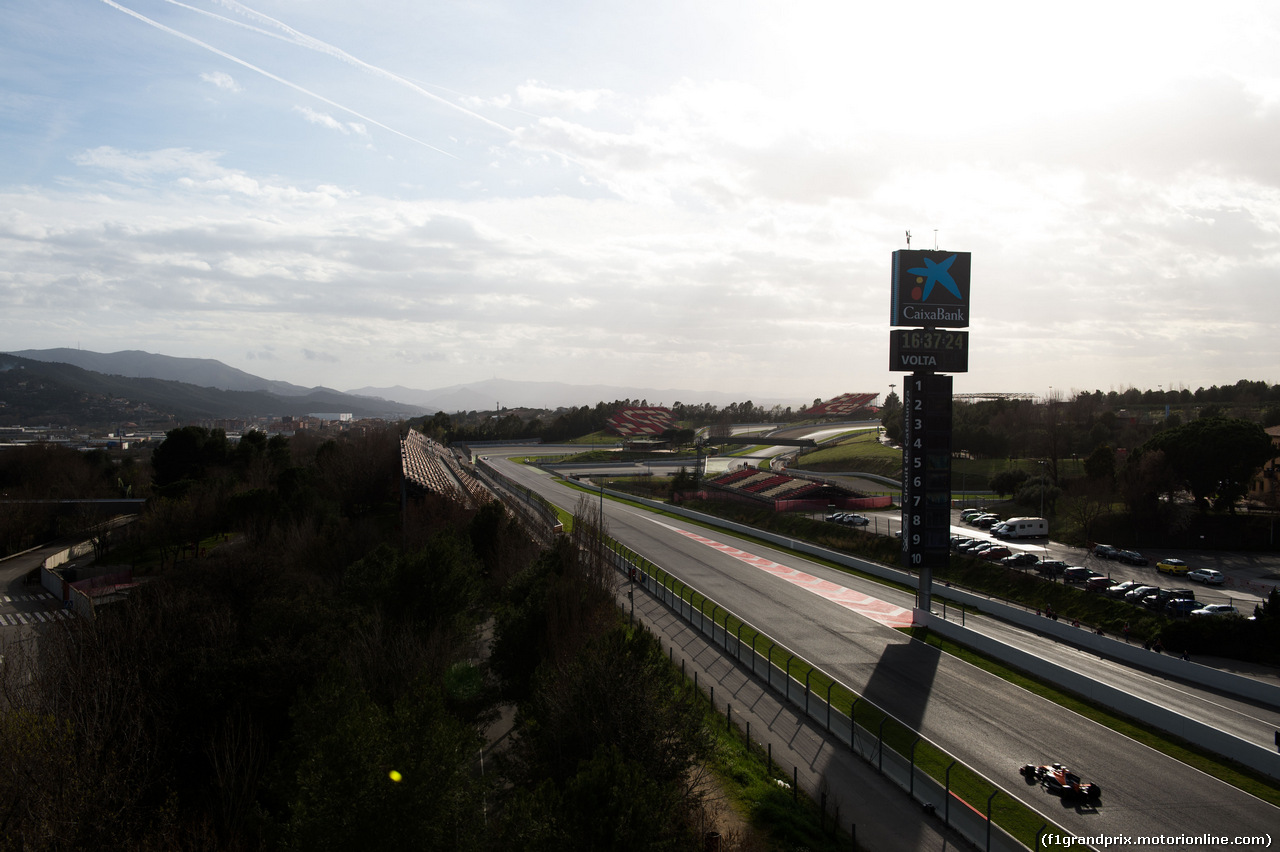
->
905, 230, 911, 249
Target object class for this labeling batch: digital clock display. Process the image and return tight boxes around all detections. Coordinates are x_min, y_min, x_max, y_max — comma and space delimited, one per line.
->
888, 329, 969, 373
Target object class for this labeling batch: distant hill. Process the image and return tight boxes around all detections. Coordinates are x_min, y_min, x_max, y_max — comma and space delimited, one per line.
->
6, 347, 808, 422
348, 378, 801, 412
11, 348, 322, 397
0, 354, 426, 427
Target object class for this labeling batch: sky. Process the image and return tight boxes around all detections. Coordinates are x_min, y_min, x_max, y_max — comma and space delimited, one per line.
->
3, 1, 1279, 405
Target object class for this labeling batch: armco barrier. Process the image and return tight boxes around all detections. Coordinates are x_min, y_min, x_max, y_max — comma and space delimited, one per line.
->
576, 481, 1280, 770
611, 545, 1029, 852
922, 611, 1280, 779
930, 583, 1280, 708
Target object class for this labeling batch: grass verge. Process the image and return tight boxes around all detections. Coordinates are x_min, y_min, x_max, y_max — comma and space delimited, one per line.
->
911, 627, 1280, 809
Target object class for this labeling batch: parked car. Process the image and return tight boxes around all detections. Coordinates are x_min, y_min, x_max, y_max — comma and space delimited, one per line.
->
1105, 580, 1142, 598
1187, 568, 1224, 585
961, 508, 989, 521
1191, 604, 1240, 617
1115, 550, 1149, 566
979, 546, 1013, 561
1037, 560, 1069, 576
1164, 598, 1203, 617
1092, 544, 1119, 560
844, 514, 871, 526
1063, 567, 1102, 584
1143, 588, 1194, 610
1001, 553, 1040, 568
974, 516, 1001, 529
957, 539, 988, 553
1085, 576, 1115, 593
1156, 558, 1190, 575
1124, 585, 1159, 604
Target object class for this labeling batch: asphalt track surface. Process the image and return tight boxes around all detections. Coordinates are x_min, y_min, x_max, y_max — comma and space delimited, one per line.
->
490, 455, 1280, 850
628, 572, 976, 852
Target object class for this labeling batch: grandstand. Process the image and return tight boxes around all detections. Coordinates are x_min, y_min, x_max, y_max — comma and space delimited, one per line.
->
802, 392, 879, 418
954, 392, 1035, 402
701, 467, 890, 513
606, 406, 677, 444
401, 429, 490, 509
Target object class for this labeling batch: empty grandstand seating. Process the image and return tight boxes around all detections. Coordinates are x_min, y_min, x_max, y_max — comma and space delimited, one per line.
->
702, 467, 883, 511
802, 392, 878, 418
401, 430, 490, 508
605, 406, 677, 438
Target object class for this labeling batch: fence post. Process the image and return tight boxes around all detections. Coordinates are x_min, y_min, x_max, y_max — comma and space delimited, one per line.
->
826, 681, 835, 731
849, 698, 860, 752
909, 736, 920, 796
986, 791, 998, 852
945, 760, 956, 826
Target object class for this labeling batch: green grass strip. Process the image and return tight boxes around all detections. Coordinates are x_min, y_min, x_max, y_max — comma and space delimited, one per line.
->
911, 627, 1280, 809
537, 468, 1280, 840
632, 556, 1063, 849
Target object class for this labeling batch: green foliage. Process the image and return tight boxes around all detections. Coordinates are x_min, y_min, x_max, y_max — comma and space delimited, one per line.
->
1139, 416, 1275, 510
1015, 475, 1062, 512
151, 425, 231, 486
280, 673, 485, 852
1084, 444, 1116, 481
501, 626, 709, 850
989, 467, 1030, 498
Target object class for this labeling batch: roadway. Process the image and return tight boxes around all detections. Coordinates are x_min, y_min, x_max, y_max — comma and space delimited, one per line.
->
487, 451, 1280, 849
0, 543, 76, 640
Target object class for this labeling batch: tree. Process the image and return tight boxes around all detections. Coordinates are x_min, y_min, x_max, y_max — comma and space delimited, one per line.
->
1083, 444, 1116, 483
151, 426, 230, 487
990, 468, 1030, 499
1016, 475, 1062, 514
1140, 417, 1275, 511
1059, 478, 1113, 541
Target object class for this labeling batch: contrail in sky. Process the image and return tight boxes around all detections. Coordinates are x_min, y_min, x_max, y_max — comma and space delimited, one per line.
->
181, 0, 516, 136
99, 0, 458, 158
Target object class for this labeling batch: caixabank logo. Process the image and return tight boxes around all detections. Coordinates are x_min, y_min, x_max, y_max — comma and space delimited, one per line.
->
890, 250, 971, 328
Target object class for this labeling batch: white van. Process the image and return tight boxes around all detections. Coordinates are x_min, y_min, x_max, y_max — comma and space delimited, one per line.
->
997, 517, 1047, 539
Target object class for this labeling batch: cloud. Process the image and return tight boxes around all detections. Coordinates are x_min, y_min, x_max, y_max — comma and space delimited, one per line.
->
293, 106, 369, 137
517, 80, 613, 113
71, 146, 228, 181
199, 70, 240, 92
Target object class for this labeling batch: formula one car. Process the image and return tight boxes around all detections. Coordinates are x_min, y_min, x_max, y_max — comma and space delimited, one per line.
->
1019, 762, 1101, 802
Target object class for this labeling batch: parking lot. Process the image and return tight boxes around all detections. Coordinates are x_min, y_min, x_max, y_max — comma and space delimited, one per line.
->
945, 507, 1276, 611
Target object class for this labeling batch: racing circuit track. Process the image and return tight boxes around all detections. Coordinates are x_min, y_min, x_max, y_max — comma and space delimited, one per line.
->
486, 451, 1280, 849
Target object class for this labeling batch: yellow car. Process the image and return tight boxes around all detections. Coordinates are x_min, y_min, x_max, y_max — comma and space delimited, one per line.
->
1156, 558, 1189, 575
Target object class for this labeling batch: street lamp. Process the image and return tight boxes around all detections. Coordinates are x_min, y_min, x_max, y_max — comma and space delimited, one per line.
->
1037, 459, 1048, 565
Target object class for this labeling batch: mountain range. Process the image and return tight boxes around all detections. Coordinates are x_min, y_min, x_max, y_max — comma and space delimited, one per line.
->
1, 351, 423, 426
8, 349, 801, 418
